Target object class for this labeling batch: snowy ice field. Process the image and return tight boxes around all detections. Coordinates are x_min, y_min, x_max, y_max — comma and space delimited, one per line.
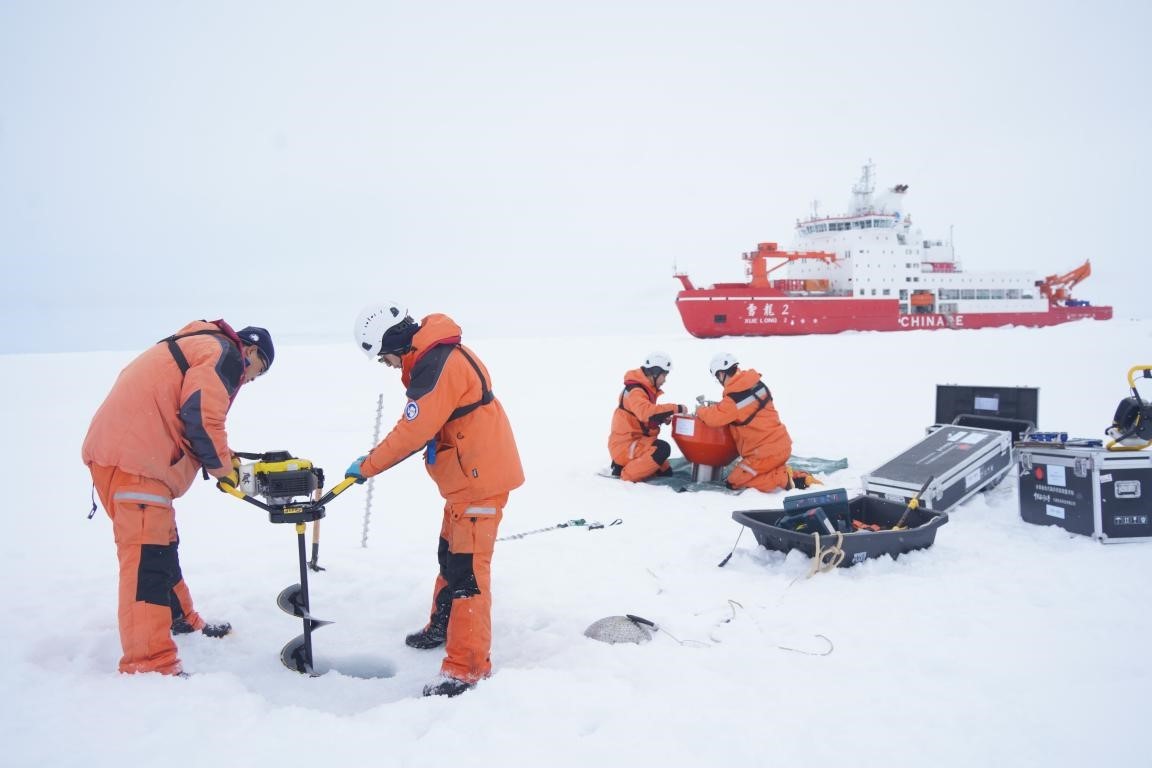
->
2, 318, 1150, 767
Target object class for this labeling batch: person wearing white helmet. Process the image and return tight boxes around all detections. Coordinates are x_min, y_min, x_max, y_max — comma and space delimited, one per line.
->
352, 301, 420, 364
344, 301, 524, 698
696, 352, 819, 492
607, 351, 688, 482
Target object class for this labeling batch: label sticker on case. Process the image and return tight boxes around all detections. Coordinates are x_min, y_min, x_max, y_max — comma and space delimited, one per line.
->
965, 468, 984, 488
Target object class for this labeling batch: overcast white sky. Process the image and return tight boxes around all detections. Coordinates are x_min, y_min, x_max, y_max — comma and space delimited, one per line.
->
2, 0, 1149, 354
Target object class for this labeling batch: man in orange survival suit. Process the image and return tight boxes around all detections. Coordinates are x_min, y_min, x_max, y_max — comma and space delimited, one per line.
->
347, 301, 524, 698
82, 320, 274, 675
608, 352, 688, 482
695, 352, 818, 492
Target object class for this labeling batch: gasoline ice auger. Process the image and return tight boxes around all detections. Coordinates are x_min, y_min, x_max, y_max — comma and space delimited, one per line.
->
217, 451, 358, 675
1107, 366, 1152, 452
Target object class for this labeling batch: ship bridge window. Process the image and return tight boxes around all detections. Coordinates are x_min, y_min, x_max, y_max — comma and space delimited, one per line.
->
961, 289, 975, 300
1007, 289, 1021, 299
976, 289, 990, 300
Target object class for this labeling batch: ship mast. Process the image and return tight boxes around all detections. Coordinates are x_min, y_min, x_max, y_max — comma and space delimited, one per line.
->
851, 160, 875, 215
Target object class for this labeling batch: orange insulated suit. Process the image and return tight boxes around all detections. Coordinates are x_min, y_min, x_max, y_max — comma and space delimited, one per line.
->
361, 314, 524, 683
608, 368, 680, 482
695, 368, 794, 492
82, 320, 246, 674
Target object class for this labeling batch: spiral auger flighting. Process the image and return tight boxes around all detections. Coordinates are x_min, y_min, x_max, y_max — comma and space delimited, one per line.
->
217, 451, 358, 675
277, 522, 335, 674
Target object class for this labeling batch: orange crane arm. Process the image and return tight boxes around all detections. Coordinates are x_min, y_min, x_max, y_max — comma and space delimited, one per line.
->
744, 242, 836, 287
1039, 260, 1092, 302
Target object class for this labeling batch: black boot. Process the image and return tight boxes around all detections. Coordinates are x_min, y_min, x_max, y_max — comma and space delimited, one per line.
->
405, 623, 447, 649
172, 618, 232, 638
422, 675, 475, 697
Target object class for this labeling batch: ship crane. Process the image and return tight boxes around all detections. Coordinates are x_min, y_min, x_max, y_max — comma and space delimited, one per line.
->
1038, 260, 1093, 305
743, 242, 837, 288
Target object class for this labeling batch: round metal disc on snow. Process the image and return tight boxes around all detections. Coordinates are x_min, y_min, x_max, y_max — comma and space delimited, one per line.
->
584, 615, 654, 644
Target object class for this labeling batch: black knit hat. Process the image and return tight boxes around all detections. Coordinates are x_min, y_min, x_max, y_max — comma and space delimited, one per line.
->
378, 316, 419, 356
238, 326, 275, 370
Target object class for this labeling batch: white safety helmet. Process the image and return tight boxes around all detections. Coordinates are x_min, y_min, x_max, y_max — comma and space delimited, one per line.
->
710, 352, 739, 377
353, 301, 416, 358
642, 351, 673, 376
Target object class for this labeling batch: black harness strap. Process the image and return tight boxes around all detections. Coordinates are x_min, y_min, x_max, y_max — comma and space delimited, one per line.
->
157, 328, 238, 480
728, 382, 773, 427
618, 382, 659, 436
159, 329, 230, 374
446, 346, 495, 423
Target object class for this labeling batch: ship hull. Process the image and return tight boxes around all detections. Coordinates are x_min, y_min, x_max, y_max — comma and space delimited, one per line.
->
675, 290, 1113, 338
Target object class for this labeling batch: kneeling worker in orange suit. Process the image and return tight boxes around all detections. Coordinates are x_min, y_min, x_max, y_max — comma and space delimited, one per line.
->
347, 301, 524, 698
608, 352, 688, 482
695, 352, 818, 492
82, 321, 274, 675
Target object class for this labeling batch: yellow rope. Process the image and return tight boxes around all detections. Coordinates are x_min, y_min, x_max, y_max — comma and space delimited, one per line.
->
808, 531, 845, 577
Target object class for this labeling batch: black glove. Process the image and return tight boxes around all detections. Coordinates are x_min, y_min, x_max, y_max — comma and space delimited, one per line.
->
218, 467, 240, 490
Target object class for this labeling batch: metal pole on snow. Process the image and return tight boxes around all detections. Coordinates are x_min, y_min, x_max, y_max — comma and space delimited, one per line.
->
361, 392, 385, 548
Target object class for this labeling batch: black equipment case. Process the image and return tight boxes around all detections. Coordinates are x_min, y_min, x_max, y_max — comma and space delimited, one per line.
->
862, 425, 1013, 512
933, 384, 1039, 441
862, 385, 1037, 512
1017, 444, 1152, 543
